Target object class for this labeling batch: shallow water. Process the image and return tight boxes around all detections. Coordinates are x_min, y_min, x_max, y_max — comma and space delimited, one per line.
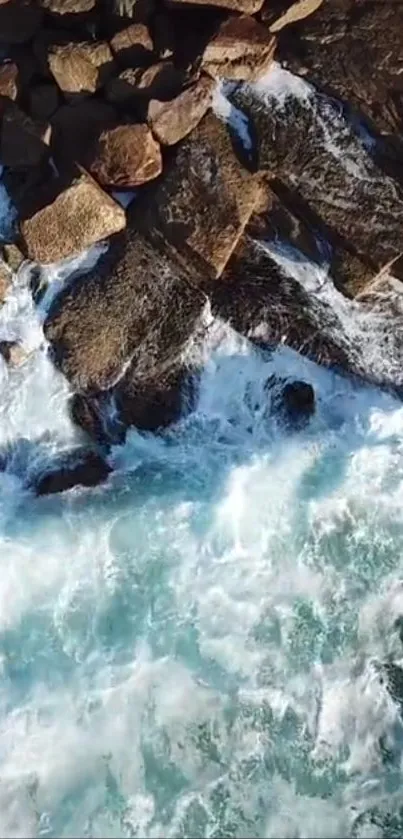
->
2, 65, 403, 839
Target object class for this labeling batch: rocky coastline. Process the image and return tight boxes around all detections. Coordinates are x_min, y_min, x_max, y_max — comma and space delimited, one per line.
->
0, 0, 403, 494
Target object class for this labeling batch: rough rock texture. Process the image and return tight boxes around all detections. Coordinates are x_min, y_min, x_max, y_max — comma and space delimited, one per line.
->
48, 41, 115, 98
201, 15, 276, 81
106, 60, 184, 106
168, 0, 265, 15
0, 62, 19, 102
29, 82, 59, 120
33, 450, 111, 495
89, 124, 162, 188
110, 23, 154, 68
0, 263, 12, 304
140, 111, 264, 281
147, 74, 214, 146
268, 0, 323, 32
1, 243, 24, 273
0, 104, 51, 168
44, 228, 206, 392
232, 82, 403, 283
0, 0, 42, 44
277, 0, 403, 137
39, 0, 96, 12
50, 100, 117, 169
20, 169, 126, 264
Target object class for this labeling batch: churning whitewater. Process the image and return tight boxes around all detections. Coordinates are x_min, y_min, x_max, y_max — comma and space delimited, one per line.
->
1, 66, 403, 839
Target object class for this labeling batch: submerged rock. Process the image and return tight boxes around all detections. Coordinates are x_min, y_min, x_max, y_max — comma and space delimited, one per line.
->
270, 378, 316, 427
32, 449, 112, 495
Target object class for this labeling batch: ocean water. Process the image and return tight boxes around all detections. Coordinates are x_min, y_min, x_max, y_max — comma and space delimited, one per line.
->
1, 67, 403, 839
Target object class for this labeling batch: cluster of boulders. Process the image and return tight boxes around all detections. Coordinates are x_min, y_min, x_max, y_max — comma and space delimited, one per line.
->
1, 0, 403, 493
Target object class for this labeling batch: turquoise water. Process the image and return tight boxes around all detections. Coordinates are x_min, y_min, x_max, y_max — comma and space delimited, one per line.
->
1, 288, 403, 837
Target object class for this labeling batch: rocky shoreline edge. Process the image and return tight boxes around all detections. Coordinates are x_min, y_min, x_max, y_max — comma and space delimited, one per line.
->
1, 0, 403, 494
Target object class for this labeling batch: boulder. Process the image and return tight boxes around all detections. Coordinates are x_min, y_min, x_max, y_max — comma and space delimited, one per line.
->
106, 60, 184, 106
232, 81, 403, 284
48, 41, 115, 99
32, 449, 112, 495
0, 62, 19, 102
110, 23, 154, 68
201, 15, 276, 81
168, 0, 265, 15
20, 168, 126, 264
29, 82, 59, 120
89, 123, 162, 188
115, 365, 194, 431
147, 74, 214, 146
44, 228, 206, 392
277, 0, 403, 137
138, 111, 264, 281
0, 340, 29, 366
271, 378, 316, 426
267, 0, 323, 32
1, 243, 24, 273
0, 104, 51, 168
39, 0, 96, 12
50, 99, 117, 169
0, 0, 42, 44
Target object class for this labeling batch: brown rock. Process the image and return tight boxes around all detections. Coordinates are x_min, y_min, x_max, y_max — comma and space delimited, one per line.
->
106, 60, 184, 106
168, 0, 264, 14
0, 62, 19, 102
48, 41, 115, 99
147, 74, 214, 146
44, 228, 205, 392
29, 82, 59, 120
20, 169, 126, 264
0, 0, 42, 44
202, 15, 276, 81
269, 0, 323, 32
110, 23, 154, 68
0, 104, 51, 168
39, 0, 96, 12
89, 123, 162, 188
0, 340, 29, 366
0, 262, 12, 304
32, 449, 112, 496
1, 243, 24, 273
51, 100, 117, 169
140, 111, 264, 281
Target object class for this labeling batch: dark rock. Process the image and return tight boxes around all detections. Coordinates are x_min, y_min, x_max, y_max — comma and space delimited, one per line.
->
106, 60, 185, 107
89, 123, 162, 188
0, 0, 43, 45
44, 228, 206, 392
69, 391, 125, 445
20, 168, 126, 264
0, 62, 19, 102
29, 82, 60, 120
380, 662, 403, 712
48, 41, 115, 100
39, 0, 96, 12
201, 15, 276, 81
277, 0, 403, 137
32, 449, 112, 495
138, 111, 264, 281
272, 379, 316, 426
147, 74, 214, 146
0, 103, 51, 169
232, 81, 403, 285
110, 23, 154, 68
50, 99, 117, 170
115, 365, 194, 431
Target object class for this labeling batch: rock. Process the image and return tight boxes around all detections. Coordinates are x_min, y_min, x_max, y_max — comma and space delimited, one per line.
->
39, 0, 96, 12
0, 0, 42, 45
48, 41, 115, 99
277, 0, 403, 137
0, 340, 29, 366
201, 15, 276, 81
44, 228, 205, 392
139, 111, 264, 281
232, 81, 403, 285
168, 0, 265, 15
29, 82, 59, 120
69, 391, 124, 445
32, 449, 112, 495
115, 365, 193, 431
273, 379, 316, 426
380, 663, 403, 711
110, 23, 154, 68
89, 123, 162, 188
0, 262, 12, 303
0, 104, 51, 168
20, 168, 126, 264
50, 100, 117, 169
0, 62, 19, 102
106, 60, 184, 106
1, 243, 24, 273
268, 0, 323, 32
147, 74, 214, 146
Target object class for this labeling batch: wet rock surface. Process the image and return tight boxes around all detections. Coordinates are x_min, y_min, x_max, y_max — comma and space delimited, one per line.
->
32, 449, 112, 495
